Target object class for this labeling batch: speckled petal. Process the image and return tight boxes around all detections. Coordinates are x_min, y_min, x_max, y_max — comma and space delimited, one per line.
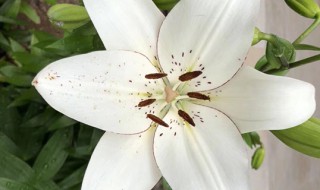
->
154, 102, 249, 190
83, 0, 164, 65
82, 128, 161, 190
195, 66, 316, 133
157, 0, 260, 91
33, 50, 166, 134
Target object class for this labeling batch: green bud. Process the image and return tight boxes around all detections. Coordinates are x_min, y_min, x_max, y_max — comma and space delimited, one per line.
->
255, 35, 295, 75
252, 27, 261, 46
47, 4, 90, 30
285, 0, 320, 19
251, 147, 265, 170
272, 117, 320, 158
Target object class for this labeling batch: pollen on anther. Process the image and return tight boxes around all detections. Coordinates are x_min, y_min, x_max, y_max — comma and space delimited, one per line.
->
187, 92, 210, 101
145, 73, 167, 79
179, 71, 203, 82
138, 99, 156, 107
147, 114, 169, 128
178, 110, 195, 127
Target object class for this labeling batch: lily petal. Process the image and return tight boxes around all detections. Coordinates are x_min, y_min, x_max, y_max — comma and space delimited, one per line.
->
196, 66, 316, 133
154, 103, 249, 190
82, 128, 161, 190
83, 0, 164, 64
33, 51, 165, 134
157, 0, 259, 91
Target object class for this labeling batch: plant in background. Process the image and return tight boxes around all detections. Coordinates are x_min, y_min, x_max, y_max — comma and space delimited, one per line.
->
0, 0, 320, 189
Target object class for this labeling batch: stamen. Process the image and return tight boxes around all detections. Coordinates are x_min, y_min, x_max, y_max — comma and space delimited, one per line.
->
147, 114, 169, 127
178, 110, 195, 127
145, 73, 167, 79
138, 99, 156, 107
187, 92, 210, 101
179, 71, 202, 82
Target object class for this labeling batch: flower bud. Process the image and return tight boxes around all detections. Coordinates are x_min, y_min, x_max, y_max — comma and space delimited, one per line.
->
285, 0, 320, 19
251, 147, 265, 170
251, 27, 261, 46
272, 117, 320, 158
47, 4, 90, 30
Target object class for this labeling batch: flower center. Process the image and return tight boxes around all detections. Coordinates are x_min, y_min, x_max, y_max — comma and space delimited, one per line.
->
139, 71, 211, 128
165, 86, 179, 103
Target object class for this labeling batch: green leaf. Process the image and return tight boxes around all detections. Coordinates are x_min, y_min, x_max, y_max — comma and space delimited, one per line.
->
9, 38, 26, 52
0, 32, 10, 51
162, 178, 173, 190
33, 180, 60, 190
0, 178, 37, 190
154, 0, 179, 11
0, 132, 21, 157
33, 128, 73, 180
242, 132, 261, 149
20, 108, 57, 128
294, 43, 320, 51
58, 165, 86, 189
272, 117, 320, 158
8, 88, 43, 107
11, 52, 51, 73
0, 88, 21, 140
242, 133, 253, 148
48, 115, 77, 131
0, 65, 33, 87
46, 34, 95, 54
0, 15, 19, 24
0, 0, 21, 18
0, 149, 35, 182
20, 1, 40, 24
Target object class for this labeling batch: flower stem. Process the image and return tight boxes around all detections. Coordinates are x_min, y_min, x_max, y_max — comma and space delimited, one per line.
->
293, 13, 320, 45
266, 54, 320, 74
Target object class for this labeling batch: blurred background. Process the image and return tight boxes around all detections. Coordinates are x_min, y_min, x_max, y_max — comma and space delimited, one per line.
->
250, 0, 320, 189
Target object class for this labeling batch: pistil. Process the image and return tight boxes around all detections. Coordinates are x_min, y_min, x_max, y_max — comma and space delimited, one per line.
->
165, 86, 179, 103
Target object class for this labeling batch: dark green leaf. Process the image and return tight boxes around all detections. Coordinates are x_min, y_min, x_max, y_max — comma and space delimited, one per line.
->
0, 178, 37, 190
58, 165, 86, 190
0, 132, 21, 157
0, 149, 35, 182
20, 1, 40, 24
0, 65, 33, 87
48, 115, 77, 131
33, 128, 73, 180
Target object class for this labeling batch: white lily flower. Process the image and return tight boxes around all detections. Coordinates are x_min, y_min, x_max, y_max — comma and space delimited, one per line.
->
32, 0, 316, 189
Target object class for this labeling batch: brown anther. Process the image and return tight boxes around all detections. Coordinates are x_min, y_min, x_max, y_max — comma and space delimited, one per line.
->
178, 110, 195, 127
138, 99, 156, 107
187, 92, 210, 101
179, 71, 202, 82
145, 73, 167, 79
147, 114, 169, 127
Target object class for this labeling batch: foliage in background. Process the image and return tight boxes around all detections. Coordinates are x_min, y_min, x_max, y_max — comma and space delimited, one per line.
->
0, 0, 320, 189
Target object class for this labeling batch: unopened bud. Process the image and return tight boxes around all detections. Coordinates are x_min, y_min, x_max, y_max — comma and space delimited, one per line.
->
251, 147, 265, 170
285, 0, 320, 19
47, 4, 90, 30
272, 117, 320, 158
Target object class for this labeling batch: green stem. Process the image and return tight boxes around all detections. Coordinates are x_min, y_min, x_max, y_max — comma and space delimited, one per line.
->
266, 54, 320, 74
293, 13, 320, 45
259, 32, 278, 45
